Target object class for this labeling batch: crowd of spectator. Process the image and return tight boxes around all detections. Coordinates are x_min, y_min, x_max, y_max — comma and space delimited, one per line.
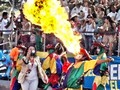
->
0, 0, 120, 56
61, 0, 120, 56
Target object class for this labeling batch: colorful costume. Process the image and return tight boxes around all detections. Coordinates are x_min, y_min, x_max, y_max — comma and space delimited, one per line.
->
10, 46, 25, 90
92, 43, 108, 90
42, 52, 63, 89
61, 48, 95, 89
10, 54, 23, 90
63, 60, 97, 89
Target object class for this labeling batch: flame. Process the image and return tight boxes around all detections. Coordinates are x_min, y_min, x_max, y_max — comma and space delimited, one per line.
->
23, 0, 81, 54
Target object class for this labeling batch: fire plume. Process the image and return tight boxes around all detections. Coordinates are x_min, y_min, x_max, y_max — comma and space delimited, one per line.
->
23, 0, 81, 54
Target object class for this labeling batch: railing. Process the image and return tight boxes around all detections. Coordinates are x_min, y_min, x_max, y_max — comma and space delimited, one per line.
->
0, 30, 120, 56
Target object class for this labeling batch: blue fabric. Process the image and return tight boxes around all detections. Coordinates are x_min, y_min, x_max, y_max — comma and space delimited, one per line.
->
56, 58, 63, 75
83, 76, 95, 88
12, 79, 21, 90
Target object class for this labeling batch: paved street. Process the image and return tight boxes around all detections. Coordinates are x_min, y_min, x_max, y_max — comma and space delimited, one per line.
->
0, 80, 10, 90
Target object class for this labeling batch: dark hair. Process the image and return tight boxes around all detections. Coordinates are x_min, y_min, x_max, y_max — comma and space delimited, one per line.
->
108, 16, 114, 23
25, 45, 36, 57
55, 43, 65, 55
2, 12, 8, 17
104, 16, 115, 27
17, 40, 23, 45
87, 15, 93, 18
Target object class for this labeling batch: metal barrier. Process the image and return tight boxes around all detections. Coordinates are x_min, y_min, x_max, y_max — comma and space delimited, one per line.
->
0, 30, 119, 56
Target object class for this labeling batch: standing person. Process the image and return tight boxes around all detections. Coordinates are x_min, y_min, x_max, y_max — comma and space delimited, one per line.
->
35, 29, 43, 51
84, 15, 96, 52
17, 46, 48, 90
21, 17, 31, 46
42, 43, 64, 90
62, 51, 113, 90
1, 11, 12, 50
102, 16, 116, 56
10, 40, 26, 90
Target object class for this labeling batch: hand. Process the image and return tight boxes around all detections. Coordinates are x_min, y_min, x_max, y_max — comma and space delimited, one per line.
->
107, 57, 114, 62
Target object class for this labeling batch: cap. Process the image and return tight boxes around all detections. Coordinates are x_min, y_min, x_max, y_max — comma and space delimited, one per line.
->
70, 13, 79, 19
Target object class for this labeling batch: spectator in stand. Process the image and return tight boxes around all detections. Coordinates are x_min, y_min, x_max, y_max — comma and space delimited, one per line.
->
30, 31, 36, 46
70, 13, 80, 31
107, 5, 117, 21
71, 2, 83, 16
102, 16, 116, 56
61, 0, 70, 14
82, 0, 90, 19
78, 19, 86, 47
84, 15, 96, 53
1, 11, 12, 50
91, 32, 103, 55
20, 17, 31, 46
35, 28, 43, 51
95, 5, 105, 27
116, 8, 120, 23
16, 9, 24, 30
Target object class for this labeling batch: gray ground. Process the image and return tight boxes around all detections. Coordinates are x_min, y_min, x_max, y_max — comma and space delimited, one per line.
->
0, 80, 10, 90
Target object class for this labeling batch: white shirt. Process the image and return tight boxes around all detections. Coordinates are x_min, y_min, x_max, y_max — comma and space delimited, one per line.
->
71, 6, 83, 16
26, 62, 38, 80
8, 20, 16, 31
1, 18, 11, 34
107, 12, 117, 20
116, 9, 120, 21
82, 7, 89, 19
85, 23, 94, 36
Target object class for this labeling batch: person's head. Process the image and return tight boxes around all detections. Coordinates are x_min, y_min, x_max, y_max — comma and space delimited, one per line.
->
94, 32, 100, 38
2, 12, 8, 19
74, 53, 84, 61
55, 43, 65, 55
84, 1, 89, 7
110, 6, 116, 13
80, 19, 85, 25
17, 40, 23, 48
86, 15, 93, 23
74, 48, 92, 61
19, 46, 26, 56
70, 13, 79, 22
27, 46, 36, 57
97, 5, 102, 12
75, 2, 81, 8
104, 16, 114, 23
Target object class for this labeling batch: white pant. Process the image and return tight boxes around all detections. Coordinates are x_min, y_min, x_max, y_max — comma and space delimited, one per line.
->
21, 78, 38, 90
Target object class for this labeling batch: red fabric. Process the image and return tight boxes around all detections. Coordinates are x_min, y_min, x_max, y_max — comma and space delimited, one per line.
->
80, 48, 92, 60
49, 74, 60, 86
10, 77, 16, 90
93, 42, 100, 47
92, 83, 97, 90
62, 62, 71, 73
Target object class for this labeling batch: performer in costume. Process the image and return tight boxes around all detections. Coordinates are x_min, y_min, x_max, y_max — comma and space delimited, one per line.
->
10, 41, 26, 90
42, 43, 64, 90
92, 42, 110, 90
61, 47, 92, 88
62, 48, 113, 90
